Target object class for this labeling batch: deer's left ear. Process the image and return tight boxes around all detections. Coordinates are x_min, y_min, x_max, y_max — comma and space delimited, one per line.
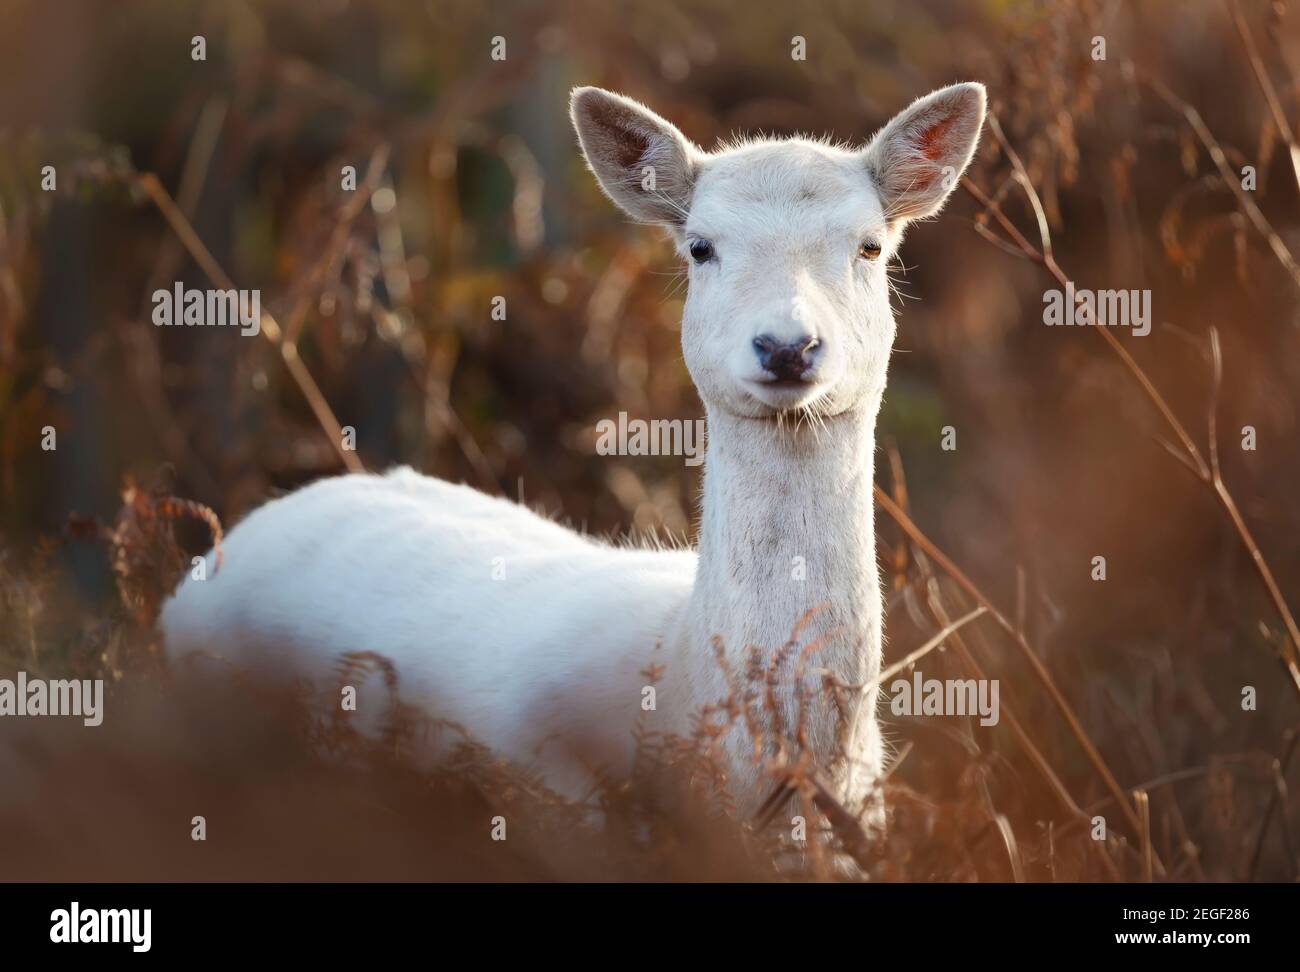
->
570, 86, 702, 227
864, 82, 986, 223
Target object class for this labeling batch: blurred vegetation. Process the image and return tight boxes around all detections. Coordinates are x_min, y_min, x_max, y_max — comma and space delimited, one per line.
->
1, 0, 1299, 879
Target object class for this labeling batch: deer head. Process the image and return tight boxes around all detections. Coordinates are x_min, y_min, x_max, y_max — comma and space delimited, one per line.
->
571, 83, 986, 424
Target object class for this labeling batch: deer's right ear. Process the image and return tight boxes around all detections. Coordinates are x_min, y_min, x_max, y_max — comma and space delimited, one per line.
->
864, 82, 986, 224
570, 87, 701, 226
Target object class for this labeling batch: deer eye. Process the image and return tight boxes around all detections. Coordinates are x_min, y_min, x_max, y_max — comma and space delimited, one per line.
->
688, 239, 715, 264
858, 240, 882, 261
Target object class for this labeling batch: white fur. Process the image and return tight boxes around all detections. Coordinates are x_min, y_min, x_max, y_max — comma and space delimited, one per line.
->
161, 83, 986, 820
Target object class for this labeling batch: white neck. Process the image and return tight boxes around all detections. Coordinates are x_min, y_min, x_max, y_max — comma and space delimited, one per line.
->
673, 401, 884, 772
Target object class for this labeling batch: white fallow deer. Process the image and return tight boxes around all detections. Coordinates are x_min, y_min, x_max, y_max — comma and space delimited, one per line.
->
161, 83, 986, 829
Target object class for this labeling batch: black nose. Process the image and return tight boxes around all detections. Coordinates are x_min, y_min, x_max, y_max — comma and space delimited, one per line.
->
753, 335, 820, 381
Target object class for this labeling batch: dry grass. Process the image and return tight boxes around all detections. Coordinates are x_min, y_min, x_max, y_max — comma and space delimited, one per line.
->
0, 470, 1290, 882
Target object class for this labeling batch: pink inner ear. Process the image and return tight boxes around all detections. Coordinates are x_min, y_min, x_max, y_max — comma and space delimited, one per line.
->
916, 113, 958, 162
610, 121, 651, 168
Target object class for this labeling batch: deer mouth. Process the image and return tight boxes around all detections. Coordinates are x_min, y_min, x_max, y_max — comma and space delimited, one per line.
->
734, 379, 843, 428
743, 376, 823, 411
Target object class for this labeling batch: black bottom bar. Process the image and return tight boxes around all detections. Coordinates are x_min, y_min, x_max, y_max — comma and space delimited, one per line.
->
1, 882, 1289, 958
